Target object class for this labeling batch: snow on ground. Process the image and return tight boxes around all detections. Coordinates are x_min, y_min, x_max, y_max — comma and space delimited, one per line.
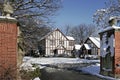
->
23, 57, 117, 80
80, 63, 115, 80
23, 57, 100, 65
33, 77, 40, 80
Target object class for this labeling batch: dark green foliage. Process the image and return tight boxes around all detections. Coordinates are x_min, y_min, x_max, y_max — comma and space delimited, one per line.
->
20, 67, 41, 80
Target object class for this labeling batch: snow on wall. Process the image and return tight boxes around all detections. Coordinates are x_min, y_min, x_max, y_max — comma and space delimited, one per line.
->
100, 32, 114, 57
109, 34, 114, 57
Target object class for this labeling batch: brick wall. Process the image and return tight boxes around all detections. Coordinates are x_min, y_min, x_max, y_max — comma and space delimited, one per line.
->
114, 30, 120, 74
0, 18, 17, 79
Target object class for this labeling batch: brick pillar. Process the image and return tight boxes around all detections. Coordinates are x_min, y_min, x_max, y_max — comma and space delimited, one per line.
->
114, 30, 120, 75
0, 16, 17, 79
99, 27, 120, 78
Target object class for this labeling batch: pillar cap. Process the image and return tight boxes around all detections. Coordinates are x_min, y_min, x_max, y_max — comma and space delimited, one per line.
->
99, 25, 120, 34
0, 16, 17, 23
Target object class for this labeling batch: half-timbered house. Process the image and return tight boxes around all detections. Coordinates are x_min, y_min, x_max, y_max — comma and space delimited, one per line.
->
38, 28, 75, 56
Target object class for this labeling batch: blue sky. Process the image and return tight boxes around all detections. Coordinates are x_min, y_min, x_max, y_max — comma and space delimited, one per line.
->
52, 0, 109, 29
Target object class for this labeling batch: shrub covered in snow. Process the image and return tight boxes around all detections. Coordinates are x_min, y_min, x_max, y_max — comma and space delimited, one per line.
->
20, 67, 41, 80
20, 62, 41, 80
20, 62, 33, 71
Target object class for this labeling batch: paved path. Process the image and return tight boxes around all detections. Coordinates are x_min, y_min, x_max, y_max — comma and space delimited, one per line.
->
40, 67, 103, 80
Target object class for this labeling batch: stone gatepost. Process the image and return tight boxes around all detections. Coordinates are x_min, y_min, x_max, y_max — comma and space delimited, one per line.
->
99, 17, 120, 78
0, 16, 17, 79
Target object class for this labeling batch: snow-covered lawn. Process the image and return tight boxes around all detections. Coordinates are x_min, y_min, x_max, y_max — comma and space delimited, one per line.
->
22, 57, 117, 80
23, 57, 100, 65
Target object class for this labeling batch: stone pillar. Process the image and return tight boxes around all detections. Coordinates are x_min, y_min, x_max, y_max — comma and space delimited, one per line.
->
99, 26, 120, 78
0, 16, 17, 79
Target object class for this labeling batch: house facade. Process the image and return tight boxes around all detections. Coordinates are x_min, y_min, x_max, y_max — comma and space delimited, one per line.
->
38, 28, 75, 56
81, 37, 100, 56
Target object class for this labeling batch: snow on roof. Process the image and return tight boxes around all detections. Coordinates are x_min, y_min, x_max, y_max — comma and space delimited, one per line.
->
74, 44, 81, 50
89, 37, 100, 48
66, 36, 75, 40
84, 44, 91, 50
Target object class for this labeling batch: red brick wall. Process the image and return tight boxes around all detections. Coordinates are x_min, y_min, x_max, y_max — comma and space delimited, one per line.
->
0, 19, 17, 79
114, 30, 120, 74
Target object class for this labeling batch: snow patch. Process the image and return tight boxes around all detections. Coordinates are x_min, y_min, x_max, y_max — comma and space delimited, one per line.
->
81, 64, 115, 80
33, 77, 40, 80
66, 36, 75, 40
84, 44, 91, 50
74, 44, 81, 50
20, 62, 36, 71
109, 34, 114, 57
0, 16, 16, 20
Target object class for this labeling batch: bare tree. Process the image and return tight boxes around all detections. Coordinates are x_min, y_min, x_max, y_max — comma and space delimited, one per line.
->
18, 18, 52, 54
86, 24, 98, 37
66, 24, 97, 44
0, 0, 61, 19
64, 24, 72, 36
93, 0, 120, 28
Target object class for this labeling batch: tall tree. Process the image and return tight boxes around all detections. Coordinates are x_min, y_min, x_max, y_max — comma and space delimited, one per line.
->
0, 0, 61, 52
0, 0, 61, 79
19, 18, 52, 53
93, 0, 120, 28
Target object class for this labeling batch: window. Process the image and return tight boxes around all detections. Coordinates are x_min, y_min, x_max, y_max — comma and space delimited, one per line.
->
50, 40, 55, 45
50, 50, 53, 53
69, 41, 74, 46
90, 43, 93, 47
59, 40, 64, 45
116, 20, 120, 27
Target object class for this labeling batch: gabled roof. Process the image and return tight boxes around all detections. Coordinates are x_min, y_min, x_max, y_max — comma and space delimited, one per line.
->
86, 37, 100, 48
39, 28, 69, 41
